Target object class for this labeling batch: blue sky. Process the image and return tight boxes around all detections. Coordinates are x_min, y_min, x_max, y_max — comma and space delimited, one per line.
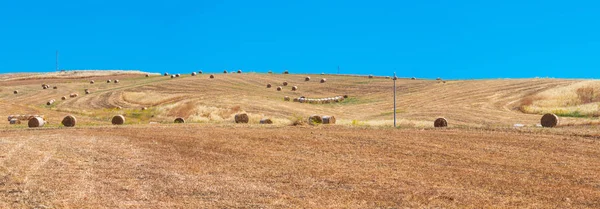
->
1, 0, 599, 79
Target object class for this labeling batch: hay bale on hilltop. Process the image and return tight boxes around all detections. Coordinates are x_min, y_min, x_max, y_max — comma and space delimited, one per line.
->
292, 86, 298, 91
283, 81, 288, 86
171, 75, 175, 78
283, 70, 289, 74
277, 86, 282, 91
237, 70, 242, 74
198, 70, 203, 74
223, 70, 228, 74
541, 113, 559, 128
176, 74, 180, 77
260, 118, 273, 124
13, 90, 18, 94
308, 115, 322, 125
90, 80, 95, 84
146, 74, 150, 77
61, 115, 77, 127
112, 115, 125, 125
320, 78, 327, 83
322, 116, 336, 124
174, 117, 185, 123
266, 83, 272, 88
61, 96, 67, 100
411, 77, 416, 80
47, 99, 55, 105
210, 74, 215, 79
235, 113, 249, 123
191, 72, 197, 76
434, 117, 448, 127
305, 76, 310, 81
28, 117, 45, 128
164, 73, 169, 76
368, 75, 373, 79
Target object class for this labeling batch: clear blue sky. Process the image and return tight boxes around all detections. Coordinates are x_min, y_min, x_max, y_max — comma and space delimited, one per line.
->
1, 1, 599, 79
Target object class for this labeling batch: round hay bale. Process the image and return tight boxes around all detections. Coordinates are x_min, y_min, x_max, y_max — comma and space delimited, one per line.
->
176, 74, 180, 77
210, 74, 215, 79
69, 93, 78, 98
13, 90, 18, 94
343, 95, 348, 98
42, 85, 48, 89
112, 115, 125, 125
283, 70, 289, 74
171, 75, 175, 78
266, 83, 272, 88
284, 96, 290, 101
434, 117, 448, 127
299, 98, 305, 103
237, 70, 242, 74
90, 80, 95, 84
283, 81, 288, 86
28, 117, 45, 128
145, 74, 150, 77
61, 115, 77, 127
107, 80, 111, 83
47, 99, 55, 105
234, 113, 249, 123
541, 113, 559, 128
320, 78, 327, 83
305, 76, 310, 81
368, 75, 373, 79
292, 86, 298, 91
191, 72, 197, 76
322, 116, 336, 124
198, 70, 203, 74
141, 107, 147, 111
308, 115, 322, 125
114, 80, 119, 83
174, 117, 185, 123
85, 90, 90, 94
53, 86, 58, 89
164, 73, 169, 76
293, 98, 299, 102
61, 96, 67, 100
411, 77, 416, 80
116, 106, 122, 110
277, 86, 282, 91
223, 70, 228, 74
436, 77, 442, 81
42, 83, 46, 88
260, 118, 273, 124
7, 115, 13, 121
9, 118, 19, 125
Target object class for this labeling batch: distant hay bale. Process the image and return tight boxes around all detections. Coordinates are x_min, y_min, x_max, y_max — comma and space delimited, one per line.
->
283, 70, 289, 74
61, 96, 66, 100
434, 117, 448, 127
322, 116, 336, 124
41, 83, 46, 88
291, 86, 298, 91
305, 76, 310, 81
141, 107, 147, 111
343, 95, 348, 98
164, 73, 169, 76
436, 77, 442, 81
223, 70, 228, 74
53, 86, 58, 89
541, 113, 559, 128
114, 80, 119, 83
85, 89, 90, 94
90, 80, 95, 84
277, 86, 282, 91
61, 115, 77, 127
308, 115, 322, 125
42, 85, 48, 89
107, 80, 111, 83
171, 75, 175, 78
234, 113, 249, 123
284, 96, 290, 101
47, 99, 55, 105
210, 74, 215, 79
116, 106, 122, 110
175, 74, 180, 77
293, 98, 299, 102
191, 72, 197, 76
7, 115, 13, 121
299, 98, 306, 103
174, 117, 185, 123
411, 77, 416, 80
237, 70, 242, 74
13, 90, 17, 94
260, 118, 273, 124
320, 78, 327, 83
9, 118, 19, 125
283, 81, 288, 86
112, 115, 125, 125
266, 83, 272, 88
198, 70, 203, 74
69, 93, 78, 98
146, 74, 150, 77
28, 117, 45, 128
368, 75, 373, 78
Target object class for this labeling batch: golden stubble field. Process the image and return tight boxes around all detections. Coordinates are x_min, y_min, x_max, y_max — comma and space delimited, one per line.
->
1, 71, 600, 208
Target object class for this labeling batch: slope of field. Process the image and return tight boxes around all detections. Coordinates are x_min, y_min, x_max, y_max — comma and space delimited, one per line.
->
1, 71, 600, 208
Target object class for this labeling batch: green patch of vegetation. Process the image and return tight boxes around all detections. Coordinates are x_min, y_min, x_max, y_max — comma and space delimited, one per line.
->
552, 110, 588, 118
377, 109, 406, 116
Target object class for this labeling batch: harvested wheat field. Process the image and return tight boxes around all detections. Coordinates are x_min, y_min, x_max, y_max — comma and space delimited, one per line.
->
1, 71, 600, 207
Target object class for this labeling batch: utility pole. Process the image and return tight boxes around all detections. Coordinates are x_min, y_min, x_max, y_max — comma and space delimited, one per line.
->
393, 72, 397, 128
56, 50, 59, 72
